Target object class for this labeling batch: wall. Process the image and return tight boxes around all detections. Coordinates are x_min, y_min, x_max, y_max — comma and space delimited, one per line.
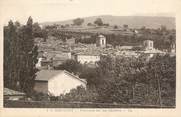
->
48, 73, 86, 96
77, 55, 100, 64
143, 40, 154, 50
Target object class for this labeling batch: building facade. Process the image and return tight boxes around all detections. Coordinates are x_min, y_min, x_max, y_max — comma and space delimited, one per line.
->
34, 70, 87, 96
143, 40, 154, 50
75, 54, 100, 64
96, 34, 106, 47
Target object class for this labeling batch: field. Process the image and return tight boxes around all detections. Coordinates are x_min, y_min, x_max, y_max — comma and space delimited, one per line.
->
58, 26, 134, 35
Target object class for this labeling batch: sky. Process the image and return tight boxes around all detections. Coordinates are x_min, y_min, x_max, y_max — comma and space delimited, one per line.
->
0, 0, 180, 24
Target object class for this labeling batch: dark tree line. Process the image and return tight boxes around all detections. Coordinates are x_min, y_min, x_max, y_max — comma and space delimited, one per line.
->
54, 55, 175, 106
4, 17, 38, 94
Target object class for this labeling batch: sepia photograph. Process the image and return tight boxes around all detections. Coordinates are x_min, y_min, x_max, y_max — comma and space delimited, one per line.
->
0, 0, 180, 114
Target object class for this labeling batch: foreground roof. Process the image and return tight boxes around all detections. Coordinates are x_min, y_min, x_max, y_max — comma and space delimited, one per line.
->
4, 88, 26, 96
35, 70, 87, 84
35, 70, 64, 81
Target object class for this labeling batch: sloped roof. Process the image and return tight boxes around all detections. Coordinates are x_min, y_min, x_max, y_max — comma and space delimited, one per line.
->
35, 70, 64, 81
35, 70, 87, 84
98, 34, 105, 38
4, 88, 26, 96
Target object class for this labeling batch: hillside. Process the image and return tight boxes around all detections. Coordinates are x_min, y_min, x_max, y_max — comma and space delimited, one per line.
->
41, 15, 175, 29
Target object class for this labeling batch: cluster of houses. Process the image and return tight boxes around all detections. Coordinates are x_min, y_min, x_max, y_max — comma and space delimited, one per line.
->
4, 33, 176, 101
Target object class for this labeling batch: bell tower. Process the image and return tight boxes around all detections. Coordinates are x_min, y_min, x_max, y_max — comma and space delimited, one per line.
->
96, 34, 106, 47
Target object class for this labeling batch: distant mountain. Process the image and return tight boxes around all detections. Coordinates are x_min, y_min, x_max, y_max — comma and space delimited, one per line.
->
40, 15, 175, 29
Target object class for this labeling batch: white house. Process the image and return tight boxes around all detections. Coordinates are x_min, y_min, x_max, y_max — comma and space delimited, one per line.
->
34, 70, 87, 96
75, 53, 100, 64
143, 40, 154, 50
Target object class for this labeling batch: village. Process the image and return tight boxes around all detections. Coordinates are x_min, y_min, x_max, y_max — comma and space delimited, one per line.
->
5, 28, 175, 98
3, 15, 176, 108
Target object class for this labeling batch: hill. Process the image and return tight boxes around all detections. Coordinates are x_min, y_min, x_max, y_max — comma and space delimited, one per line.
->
40, 15, 175, 29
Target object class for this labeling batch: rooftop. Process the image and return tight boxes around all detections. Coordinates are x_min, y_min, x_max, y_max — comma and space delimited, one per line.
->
98, 34, 105, 38
35, 70, 64, 81
35, 70, 87, 83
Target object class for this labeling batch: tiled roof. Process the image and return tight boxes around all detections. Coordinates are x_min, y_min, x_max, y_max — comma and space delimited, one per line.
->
4, 88, 26, 96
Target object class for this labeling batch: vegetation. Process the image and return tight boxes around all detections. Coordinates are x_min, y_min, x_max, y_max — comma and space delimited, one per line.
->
4, 16, 175, 107
73, 18, 84, 26
4, 17, 38, 94
94, 18, 104, 26
54, 55, 175, 106
54, 59, 82, 75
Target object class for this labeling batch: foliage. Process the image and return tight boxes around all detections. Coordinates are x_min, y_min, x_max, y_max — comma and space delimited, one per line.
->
87, 22, 93, 26
94, 18, 104, 26
4, 17, 38, 94
54, 59, 82, 75
30, 91, 49, 101
146, 55, 176, 106
79, 66, 98, 86
94, 54, 175, 106
73, 18, 84, 26
4, 20, 19, 90
59, 85, 99, 102
114, 25, 118, 29
32, 22, 48, 41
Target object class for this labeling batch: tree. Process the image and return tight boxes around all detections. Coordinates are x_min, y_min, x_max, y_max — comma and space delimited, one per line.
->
32, 22, 42, 37
4, 20, 20, 90
41, 29, 48, 42
4, 17, 38, 94
15, 21, 21, 27
104, 23, 109, 26
140, 26, 146, 30
73, 18, 84, 26
123, 24, 128, 28
79, 66, 98, 86
55, 59, 82, 75
87, 22, 93, 26
160, 25, 167, 32
94, 18, 103, 26
17, 17, 38, 93
123, 24, 129, 31
114, 25, 118, 29
146, 55, 176, 106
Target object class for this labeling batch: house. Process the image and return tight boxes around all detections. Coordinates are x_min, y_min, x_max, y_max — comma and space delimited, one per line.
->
75, 54, 100, 64
96, 34, 106, 48
143, 40, 154, 50
4, 88, 26, 100
138, 49, 166, 61
34, 70, 87, 96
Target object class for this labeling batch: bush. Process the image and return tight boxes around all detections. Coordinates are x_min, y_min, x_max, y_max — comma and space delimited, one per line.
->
30, 91, 49, 101
58, 85, 99, 102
